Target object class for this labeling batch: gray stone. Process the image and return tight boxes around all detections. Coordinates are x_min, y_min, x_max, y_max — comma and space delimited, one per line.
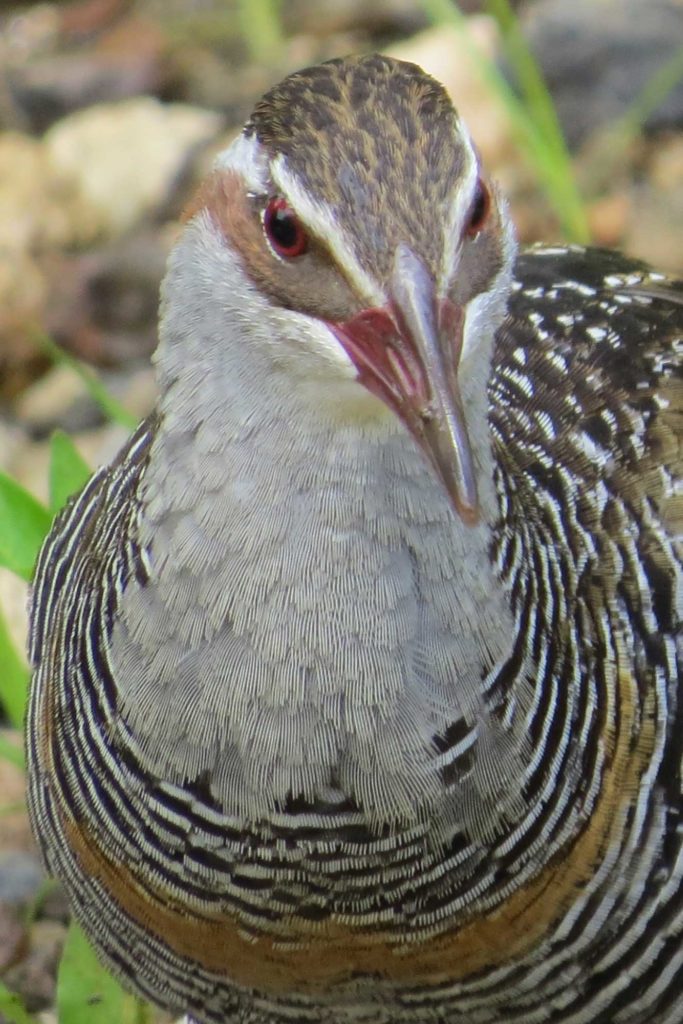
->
520, 0, 683, 148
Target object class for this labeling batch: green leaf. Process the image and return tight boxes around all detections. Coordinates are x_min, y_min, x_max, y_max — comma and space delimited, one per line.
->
57, 923, 152, 1024
0, 472, 51, 581
0, 608, 29, 729
49, 431, 92, 514
0, 982, 38, 1024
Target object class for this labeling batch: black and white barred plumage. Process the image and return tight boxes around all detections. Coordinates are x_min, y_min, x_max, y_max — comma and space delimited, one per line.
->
26, 55, 682, 1024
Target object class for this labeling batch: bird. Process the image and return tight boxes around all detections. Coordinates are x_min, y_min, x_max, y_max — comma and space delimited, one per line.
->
25, 53, 682, 1024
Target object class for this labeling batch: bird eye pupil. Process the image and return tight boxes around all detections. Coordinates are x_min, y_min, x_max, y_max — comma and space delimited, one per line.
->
264, 197, 308, 257
270, 208, 297, 248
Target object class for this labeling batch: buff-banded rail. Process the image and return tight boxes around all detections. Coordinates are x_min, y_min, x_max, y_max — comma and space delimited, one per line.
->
26, 54, 683, 1024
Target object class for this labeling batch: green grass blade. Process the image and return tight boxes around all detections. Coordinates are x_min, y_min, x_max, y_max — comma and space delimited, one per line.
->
421, 0, 590, 242
238, 0, 282, 63
485, 0, 590, 241
0, 608, 29, 729
0, 798, 26, 815
49, 431, 92, 514
617, 43, 683, 138
486, 0, 563, 153
22, 878, 59, 928
58, 923, 153, 1024
0, 982, 38, 1024
0, 472, 51, 581
34, 332, 137, 431
0, 731, 25, 768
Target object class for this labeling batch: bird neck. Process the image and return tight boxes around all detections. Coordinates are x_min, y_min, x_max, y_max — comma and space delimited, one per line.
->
115, 217, 526, 837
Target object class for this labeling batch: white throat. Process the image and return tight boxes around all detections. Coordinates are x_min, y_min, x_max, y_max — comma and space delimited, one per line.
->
109, 211, 523, 839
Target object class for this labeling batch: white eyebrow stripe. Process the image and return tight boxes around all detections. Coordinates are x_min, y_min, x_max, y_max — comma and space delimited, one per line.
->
213, 131, 271, 193
440, 125, 479, 287
271, 153, 385, 308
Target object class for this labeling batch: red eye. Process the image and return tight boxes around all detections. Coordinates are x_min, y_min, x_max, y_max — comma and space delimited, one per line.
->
465, 179, 490, 238
263, 197, 308, 258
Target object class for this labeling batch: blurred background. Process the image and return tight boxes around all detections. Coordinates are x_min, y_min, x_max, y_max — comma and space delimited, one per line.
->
0, 0, 682, 1018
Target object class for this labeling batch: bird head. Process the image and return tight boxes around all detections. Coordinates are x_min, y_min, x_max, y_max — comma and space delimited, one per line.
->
166, 54, 516, 524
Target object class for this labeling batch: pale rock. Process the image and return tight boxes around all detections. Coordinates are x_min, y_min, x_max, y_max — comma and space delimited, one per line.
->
0, 133, 94, 356
0, 133, 83, 253
44, 97, 222, 237
15, 364, 91, 432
